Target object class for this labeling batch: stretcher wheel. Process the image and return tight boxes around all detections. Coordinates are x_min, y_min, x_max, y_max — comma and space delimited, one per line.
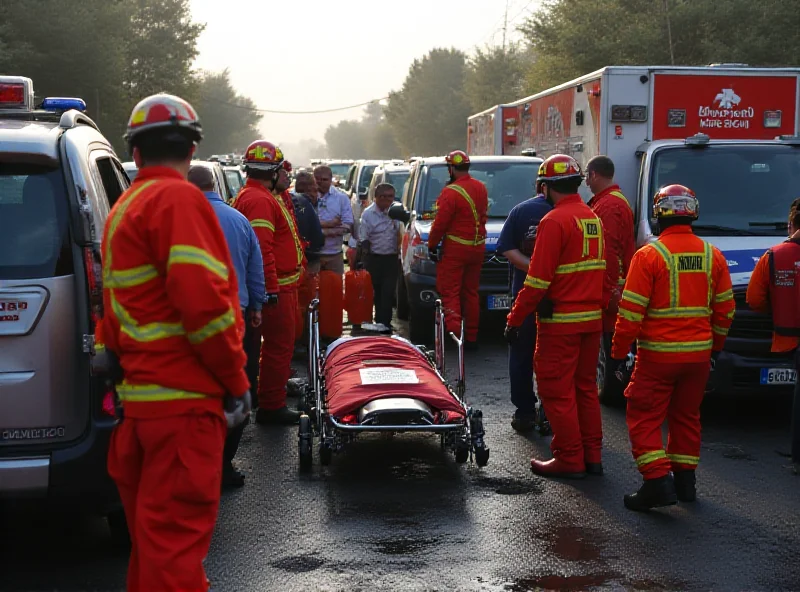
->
298, 415, 313, 469
455, 446, 469, 464
474, 446, 490, 467
319, 442, 333, 466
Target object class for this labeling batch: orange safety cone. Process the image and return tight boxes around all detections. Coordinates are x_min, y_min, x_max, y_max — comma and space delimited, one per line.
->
344, 269, 373, 325
318, 270, 343, 339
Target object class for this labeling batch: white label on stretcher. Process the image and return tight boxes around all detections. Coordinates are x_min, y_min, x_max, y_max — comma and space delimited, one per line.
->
359, 367, 419, 385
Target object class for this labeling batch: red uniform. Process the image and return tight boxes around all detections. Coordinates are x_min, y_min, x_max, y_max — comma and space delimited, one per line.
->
235, 179, 304, 410
427, 175, 488, 342
507, 194, 606, 469
589, 185, 635, 332
101, 167, 248, 592
613, 226, 734, 479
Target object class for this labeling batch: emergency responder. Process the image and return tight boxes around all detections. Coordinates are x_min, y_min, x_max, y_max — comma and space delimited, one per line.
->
746, 197, 800, 468
612, 184, 734, 511
427, 150, 488, 349
101, 94, 250, 591
504, 155, 605, 479
234, 141, 304, 425
496, 182, 552, 432
586, 155, 635, 338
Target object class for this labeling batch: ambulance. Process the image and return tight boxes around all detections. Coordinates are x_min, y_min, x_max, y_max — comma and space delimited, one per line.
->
467, 65, 800, 403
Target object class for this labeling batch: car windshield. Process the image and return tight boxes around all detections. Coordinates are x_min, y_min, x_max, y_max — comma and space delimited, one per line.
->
329, 164, 350, 179
224, 169, 243, 194
386, 171, 410, 197
358, 165, 378, 193
650, 145, 800, 236
418, 162, 539, 217
0, 164, 73, 279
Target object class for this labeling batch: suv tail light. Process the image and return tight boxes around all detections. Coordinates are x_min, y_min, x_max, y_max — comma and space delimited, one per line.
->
83, 246, 103, 329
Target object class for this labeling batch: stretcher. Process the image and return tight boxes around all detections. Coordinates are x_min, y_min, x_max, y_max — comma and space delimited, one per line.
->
298, 299, 489, 468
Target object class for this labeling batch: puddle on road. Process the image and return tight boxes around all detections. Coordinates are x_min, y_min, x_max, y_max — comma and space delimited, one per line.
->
503, 573, 615, 591
373, 536, 438, 556
474, 475, 543, 496
270, 554, 325, 573
545, 526, 602, 562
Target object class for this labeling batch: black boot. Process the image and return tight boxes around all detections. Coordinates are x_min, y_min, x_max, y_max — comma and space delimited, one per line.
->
511, 411, 537, 433
673, 470, 697, 502
585, 463, 604, 476
256, 406, 301, 426
221, 466, 246, 489
624, 475, 678, 512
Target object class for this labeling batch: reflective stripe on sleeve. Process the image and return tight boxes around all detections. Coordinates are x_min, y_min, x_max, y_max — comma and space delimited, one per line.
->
667, 453, 700, 466
117, 382, 208, 402
636, 450, 668, 467
638, 339, 713, 353
104, 264, 158, 288
622, 289, 649, 308
539, 310, 602, 324
168, 245, 229, 280
187, 308, 236, 344
524, 275, 551, 290
712, 325, 729, 336
714, 289, 733, 303
619, 308, 644, 322
250, 219, 276, 232
555, 259, 606, 274
111, 295, 185, 342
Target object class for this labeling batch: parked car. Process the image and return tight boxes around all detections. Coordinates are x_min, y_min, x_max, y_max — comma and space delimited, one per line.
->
367, 163, 411, 202
223, 165, 245, 197
123, 159, 234, 202
0, 76, 129, 540
398, 155, 543, 343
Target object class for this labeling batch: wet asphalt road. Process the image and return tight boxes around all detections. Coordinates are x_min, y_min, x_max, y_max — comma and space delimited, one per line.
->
1, 320, 799, 592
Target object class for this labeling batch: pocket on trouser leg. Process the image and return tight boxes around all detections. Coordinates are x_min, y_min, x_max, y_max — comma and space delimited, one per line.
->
171, 413, 226, 506
107, 421, 140, 492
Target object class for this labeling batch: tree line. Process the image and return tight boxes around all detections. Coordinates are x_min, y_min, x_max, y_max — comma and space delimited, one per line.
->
0, 0, 260, 158
324, 0, 800, 159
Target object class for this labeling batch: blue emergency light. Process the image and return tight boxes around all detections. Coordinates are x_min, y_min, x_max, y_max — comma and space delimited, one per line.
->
40, 97, 86, 112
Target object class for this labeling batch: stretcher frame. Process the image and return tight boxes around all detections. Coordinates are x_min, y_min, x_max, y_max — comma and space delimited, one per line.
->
298, 299, 488, 468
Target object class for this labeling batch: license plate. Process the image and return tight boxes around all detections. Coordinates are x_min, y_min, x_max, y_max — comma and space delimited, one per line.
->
760, 368, 797, 385
488, 294, 511, 310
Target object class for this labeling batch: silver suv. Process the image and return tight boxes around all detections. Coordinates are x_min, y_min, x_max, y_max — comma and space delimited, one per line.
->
0, 76, 128, 538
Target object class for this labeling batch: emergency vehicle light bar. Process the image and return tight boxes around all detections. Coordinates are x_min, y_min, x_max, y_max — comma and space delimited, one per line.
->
0, 76, 34, 110
685, 133, 711, 146
41, 97, 87, 112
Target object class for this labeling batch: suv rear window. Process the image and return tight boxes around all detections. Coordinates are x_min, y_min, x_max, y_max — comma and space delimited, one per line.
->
0, 164, 73, 279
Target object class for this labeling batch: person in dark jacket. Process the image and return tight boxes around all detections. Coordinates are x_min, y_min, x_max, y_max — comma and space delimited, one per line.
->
292, 171, 325, 273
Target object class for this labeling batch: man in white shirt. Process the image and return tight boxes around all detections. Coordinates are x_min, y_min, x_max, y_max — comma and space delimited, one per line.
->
357, 183, 402, 332
313, 165, 354, 275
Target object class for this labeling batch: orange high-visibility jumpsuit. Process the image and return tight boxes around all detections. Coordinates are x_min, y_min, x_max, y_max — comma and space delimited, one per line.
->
613, 225, 734, 480
427, 175, 488, 342
100, 166, 248, 592
235, 179, 304, 410
507, 194, 606, 469
589, 185, 635, 332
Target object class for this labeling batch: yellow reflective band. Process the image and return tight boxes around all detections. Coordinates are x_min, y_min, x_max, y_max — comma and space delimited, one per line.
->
636, 450, 668, 467
726, 309, 735, 320
667, 453, 700, 465
619, 308, 644, 322
448, 184, 484, 246
539, 310, 603, 323
555, 259, 606, 274
104, 264, 158, 289
647, 306, 711, 318
168, 245, 228, 281
117, 383, 208, 403
103, 180, 158, 278
651, 241, 679, 308
622, 290, 649, 308
95, 343, 106, 353
578, 217, 603, 258
638, 339, 713, 353
111, 295, 185, 343
712, 325, 729, 336
251, 219, 276, 232
446, 233, 486, 246
610, 190, 632, 211
271, 192, 304, 266
714, 289, 733, 304
524, 275, 551, 290
188, 308, 236, 344
618, 277, 627, 286
278, 271, 302, 286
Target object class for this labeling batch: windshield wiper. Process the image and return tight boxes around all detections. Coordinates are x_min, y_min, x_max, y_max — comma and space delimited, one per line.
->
691, 224, 764, 236
749, 221, 789, 229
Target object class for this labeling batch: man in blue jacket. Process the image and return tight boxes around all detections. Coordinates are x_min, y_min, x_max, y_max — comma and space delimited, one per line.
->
189, 165, 266, 488
496, 187, 552, 433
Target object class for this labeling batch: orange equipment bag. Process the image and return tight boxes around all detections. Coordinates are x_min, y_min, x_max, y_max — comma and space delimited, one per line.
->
318, 270, 343, 339
344, 269, 374, 325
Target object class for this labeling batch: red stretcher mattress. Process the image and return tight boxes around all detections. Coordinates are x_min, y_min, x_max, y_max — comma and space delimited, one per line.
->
324, 336, 465, 421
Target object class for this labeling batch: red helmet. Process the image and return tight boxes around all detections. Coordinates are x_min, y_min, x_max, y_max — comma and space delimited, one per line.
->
282, 160, 293, 173
536, 154, 583, 184
653, 184, 699, 220
124, 93, 202, 144
445, 150, 470, 166
243, 140, 284, 171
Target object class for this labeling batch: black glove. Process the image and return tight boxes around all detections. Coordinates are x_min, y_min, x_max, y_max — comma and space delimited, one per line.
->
710, 350, 721, 370
224, 391, 252, 429
536, 298, 554, 319
504, 324, 520, 344
265, 293, 279, 306
612, 352, 635, 383
388, 202, 411, 224
428, 245, 439, 262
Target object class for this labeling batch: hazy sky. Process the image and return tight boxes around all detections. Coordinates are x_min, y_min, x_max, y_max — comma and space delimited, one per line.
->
190, 0, 539, 147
